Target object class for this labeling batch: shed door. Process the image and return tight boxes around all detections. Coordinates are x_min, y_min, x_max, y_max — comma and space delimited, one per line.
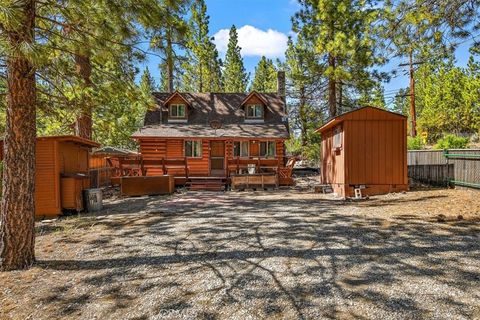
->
210, 141, 225, 175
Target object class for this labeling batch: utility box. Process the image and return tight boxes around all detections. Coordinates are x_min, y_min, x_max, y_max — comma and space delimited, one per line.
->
83, 188, 103, 212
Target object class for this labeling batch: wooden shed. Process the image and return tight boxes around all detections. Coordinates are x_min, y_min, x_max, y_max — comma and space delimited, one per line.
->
1, 135, 100, 218
315, 107, 408, 198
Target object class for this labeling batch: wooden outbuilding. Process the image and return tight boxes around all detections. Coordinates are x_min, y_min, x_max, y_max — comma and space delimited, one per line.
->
315, 106, 408, 198
0, 135, 100, 218
90, 146, 138, 187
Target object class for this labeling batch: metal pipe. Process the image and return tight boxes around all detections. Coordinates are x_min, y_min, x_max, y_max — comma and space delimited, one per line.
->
444, 153, 480, 159
450, 180, 480, 189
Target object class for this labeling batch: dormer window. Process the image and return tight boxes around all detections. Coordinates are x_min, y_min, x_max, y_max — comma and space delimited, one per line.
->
169, 104, 186, 118
246, 104, 264, 119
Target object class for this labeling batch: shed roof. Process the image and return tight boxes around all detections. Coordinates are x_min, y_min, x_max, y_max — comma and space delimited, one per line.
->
92, 146, 137, 156
315, 106, 406, 133
36, 135, 100, 148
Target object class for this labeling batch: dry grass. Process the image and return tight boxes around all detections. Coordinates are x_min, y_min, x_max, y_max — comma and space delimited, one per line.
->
1, 186, 479, 319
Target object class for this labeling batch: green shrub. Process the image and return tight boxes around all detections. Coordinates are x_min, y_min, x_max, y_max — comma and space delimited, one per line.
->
407, 136, 425, 150
434, 134, 469, 149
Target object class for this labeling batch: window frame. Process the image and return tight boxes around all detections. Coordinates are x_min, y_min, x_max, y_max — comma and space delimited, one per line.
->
333, 125, 343, 149
169, 104, 187, 119
245, 104, 264, 119
233, 141, 250, 158
259, 141, 276, 158
184, 140, 202, 158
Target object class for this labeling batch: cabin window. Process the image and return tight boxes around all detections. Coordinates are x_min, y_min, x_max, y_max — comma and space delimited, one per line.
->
170, 104, 186, 118
260, 141, 276, 158
246, 104, 264, 119
333, 125, 342, 148
233, 141, 249, 157
185, 140, 202, 157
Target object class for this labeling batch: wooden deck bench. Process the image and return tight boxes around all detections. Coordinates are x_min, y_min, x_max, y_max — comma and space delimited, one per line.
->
231, 173, 278, 191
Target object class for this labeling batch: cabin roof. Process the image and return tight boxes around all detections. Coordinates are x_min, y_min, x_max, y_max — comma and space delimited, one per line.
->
132, 123, 289, 139
315, 106, 406, 133
134, 92, 288, 139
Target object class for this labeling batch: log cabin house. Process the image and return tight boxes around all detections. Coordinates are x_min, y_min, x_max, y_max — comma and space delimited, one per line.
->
132, 72, 292, 189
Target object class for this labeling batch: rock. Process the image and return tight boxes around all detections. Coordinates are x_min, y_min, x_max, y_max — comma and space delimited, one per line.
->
437, 214, 446, 222
457, 214, 463, 220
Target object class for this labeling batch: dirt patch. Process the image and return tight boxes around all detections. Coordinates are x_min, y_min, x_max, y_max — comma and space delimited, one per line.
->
1, 187, 479, 319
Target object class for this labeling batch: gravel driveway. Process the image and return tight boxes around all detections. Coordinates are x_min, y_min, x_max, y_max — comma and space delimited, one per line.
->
1, 188, 479, 320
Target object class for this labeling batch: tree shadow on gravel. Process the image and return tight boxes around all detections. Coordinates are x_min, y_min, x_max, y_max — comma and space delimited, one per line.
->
32, 191, 480, 319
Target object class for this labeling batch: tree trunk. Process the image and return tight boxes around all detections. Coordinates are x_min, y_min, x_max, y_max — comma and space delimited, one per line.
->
338, 81, 343, 114
166, 31, 174, 93
299, 85, 308, 146
328, 53, 337, 118
0, 0, 37, 271
74, 54, 93, 139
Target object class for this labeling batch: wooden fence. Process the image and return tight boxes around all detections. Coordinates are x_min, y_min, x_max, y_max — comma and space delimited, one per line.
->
407, 149, 480, 189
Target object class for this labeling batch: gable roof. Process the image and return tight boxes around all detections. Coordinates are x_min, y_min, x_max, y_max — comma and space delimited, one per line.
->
315, 106, 407, 133
134, 92, 289, 139
240, 91, 269, 106
162, 91, 191, 107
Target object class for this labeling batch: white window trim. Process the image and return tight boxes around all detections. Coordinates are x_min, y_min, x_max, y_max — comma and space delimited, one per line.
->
184, 140, 202, 158
244, 119, 265, 124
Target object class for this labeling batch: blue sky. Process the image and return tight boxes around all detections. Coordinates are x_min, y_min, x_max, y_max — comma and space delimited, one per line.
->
139, 0, 477, 103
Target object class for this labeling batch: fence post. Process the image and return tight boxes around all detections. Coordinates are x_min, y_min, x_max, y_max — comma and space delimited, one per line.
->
444, 149, 450, 187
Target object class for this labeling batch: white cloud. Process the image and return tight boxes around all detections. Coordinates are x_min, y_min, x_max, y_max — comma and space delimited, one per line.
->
213, 25, 288, 59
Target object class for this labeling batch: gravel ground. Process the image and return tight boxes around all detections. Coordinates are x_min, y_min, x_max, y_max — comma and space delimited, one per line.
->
1, 186, 479, 320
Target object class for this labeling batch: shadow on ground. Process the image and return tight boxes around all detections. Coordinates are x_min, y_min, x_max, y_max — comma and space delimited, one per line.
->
3, 190, 479, 319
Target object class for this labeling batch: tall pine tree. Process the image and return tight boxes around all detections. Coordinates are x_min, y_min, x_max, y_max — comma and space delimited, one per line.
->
223, 25, 249, 93
251, 56, 277, 92
293, 0, 384, 117
181, 0, 223, 92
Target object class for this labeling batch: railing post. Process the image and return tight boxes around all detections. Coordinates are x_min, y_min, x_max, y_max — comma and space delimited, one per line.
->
185, 157, 189, 179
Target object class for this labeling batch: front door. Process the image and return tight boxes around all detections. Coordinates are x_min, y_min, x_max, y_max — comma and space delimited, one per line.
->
210, 141, 225, 176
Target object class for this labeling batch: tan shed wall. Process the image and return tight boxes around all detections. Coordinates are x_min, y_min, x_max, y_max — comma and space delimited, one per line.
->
35, 139, 61, 216
320, 107, 408, 198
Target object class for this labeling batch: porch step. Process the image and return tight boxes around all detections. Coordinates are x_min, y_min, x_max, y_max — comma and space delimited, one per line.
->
186, 179, 226, 191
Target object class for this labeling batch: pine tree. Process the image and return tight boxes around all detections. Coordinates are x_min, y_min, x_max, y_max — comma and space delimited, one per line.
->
251, 56, 277, 92
283, 36, 324, 147
293, 0, 384, 117
140, 67, 157, 109
147, 1, 189, 92
181, 0, 222, 92
223, 25, 249, 93
0, 0, 190, 270
0, 0, 37, 271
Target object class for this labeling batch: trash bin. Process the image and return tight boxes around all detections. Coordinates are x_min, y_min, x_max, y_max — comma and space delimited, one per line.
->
83, 188, 103, 212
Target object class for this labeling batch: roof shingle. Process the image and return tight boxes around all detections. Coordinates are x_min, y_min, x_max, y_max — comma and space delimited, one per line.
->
134, 92, 289, 139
